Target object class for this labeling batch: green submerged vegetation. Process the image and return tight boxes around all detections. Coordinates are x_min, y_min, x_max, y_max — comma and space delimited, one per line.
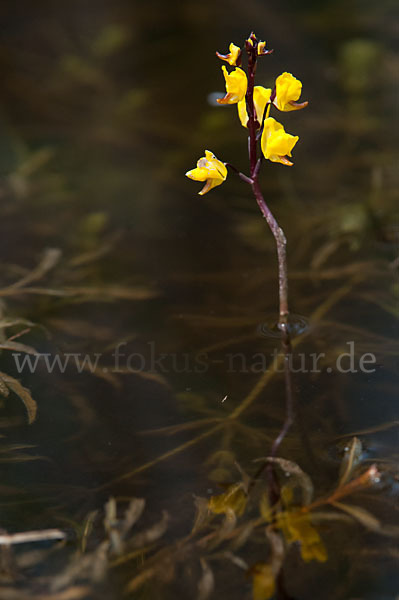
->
0, 0, 397, 598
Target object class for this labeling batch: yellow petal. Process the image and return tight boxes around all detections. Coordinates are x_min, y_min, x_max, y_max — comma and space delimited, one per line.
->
203, 150, 228, 178
198, 173, 226, 195
257, 40, 272, 56
254, 86, 271, 123
237, 97, 248, 127
261, 117, 298, 165
217, 66, 248, 105
274, 72, 308, 111
216, 42, 241, 66
198, 178, 221, 196
185, 167, 208, 182
258, 41, 266, 55
237, 86, 271, 127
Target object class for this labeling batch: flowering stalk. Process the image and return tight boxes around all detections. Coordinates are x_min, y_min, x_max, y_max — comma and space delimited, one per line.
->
246, 34, 290, 334
186, 33, 307, 337
245, 35, 259, 177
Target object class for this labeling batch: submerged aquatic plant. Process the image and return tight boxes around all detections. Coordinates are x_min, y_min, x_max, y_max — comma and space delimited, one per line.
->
186, 32, 308, 334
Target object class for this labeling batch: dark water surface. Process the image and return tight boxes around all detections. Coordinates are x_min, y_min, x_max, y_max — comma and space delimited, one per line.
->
0, 1, 397, 599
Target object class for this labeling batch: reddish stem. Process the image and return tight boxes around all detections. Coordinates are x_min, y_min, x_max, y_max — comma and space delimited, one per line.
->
252, 179, 289, 325
245, 39, 289, 333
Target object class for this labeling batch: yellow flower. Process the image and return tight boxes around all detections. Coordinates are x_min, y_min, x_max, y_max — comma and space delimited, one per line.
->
216, 42, 242, 66
217, 66, 248, 105
237, 86, 271, 127
261, 117, 299, 166
257, 40, 272, 56
258, 41, 266, 55
185, 150, 227, 195
273, 72, 308, 111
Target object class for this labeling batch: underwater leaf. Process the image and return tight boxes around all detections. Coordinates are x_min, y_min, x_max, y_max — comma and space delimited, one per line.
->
7, 247, 62, 291
197, 559, 215, 600
234, 461, 251, 494
0, 443, 37, 453
265, 528, 285, 575
0, 586, 91, 599
309, 511, 355, 525
0, 318, 38, 330
0, 453, 45, 463
255, 457, 314, 505
206, 449, 236, 468
208, 483, 248, 517
230, 522, 255, 551
251, 562, 276, 600
104, 497, 146, 555
338, 420, 399, 437
80, 510, 99, 554
0, 341, 38, 355
51, 540, 109, 591
104, 497, 123, 554
68, 231, 122, 268
192, 496, 212, 534
331, 501, 382, 532
121, 498, 146, 536
143, 417, 217, 438
62, 285, 159, 301
129, 511, 169, 548
206, 482, 251, 551
331, 464, 381, 501
338, 437, 363, 486
14, 147, 54, 179
259, 493, 272, 522
0, 376, 9, 397
50, 587, 93, 599
223, 551, 248, 570
0, 371, 37, 424
276, 509, 327, 563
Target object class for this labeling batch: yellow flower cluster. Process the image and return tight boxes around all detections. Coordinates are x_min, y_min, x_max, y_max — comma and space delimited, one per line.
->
185, 39, 308, 194
215, 65, 306, 164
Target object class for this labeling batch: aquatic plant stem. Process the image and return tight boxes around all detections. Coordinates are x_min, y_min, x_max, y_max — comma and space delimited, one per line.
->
271, 340, 294, 456
248, 336, 294, 505
245, 34, 292, 507
245, 35, 289, 334
251, 179, 289, 330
